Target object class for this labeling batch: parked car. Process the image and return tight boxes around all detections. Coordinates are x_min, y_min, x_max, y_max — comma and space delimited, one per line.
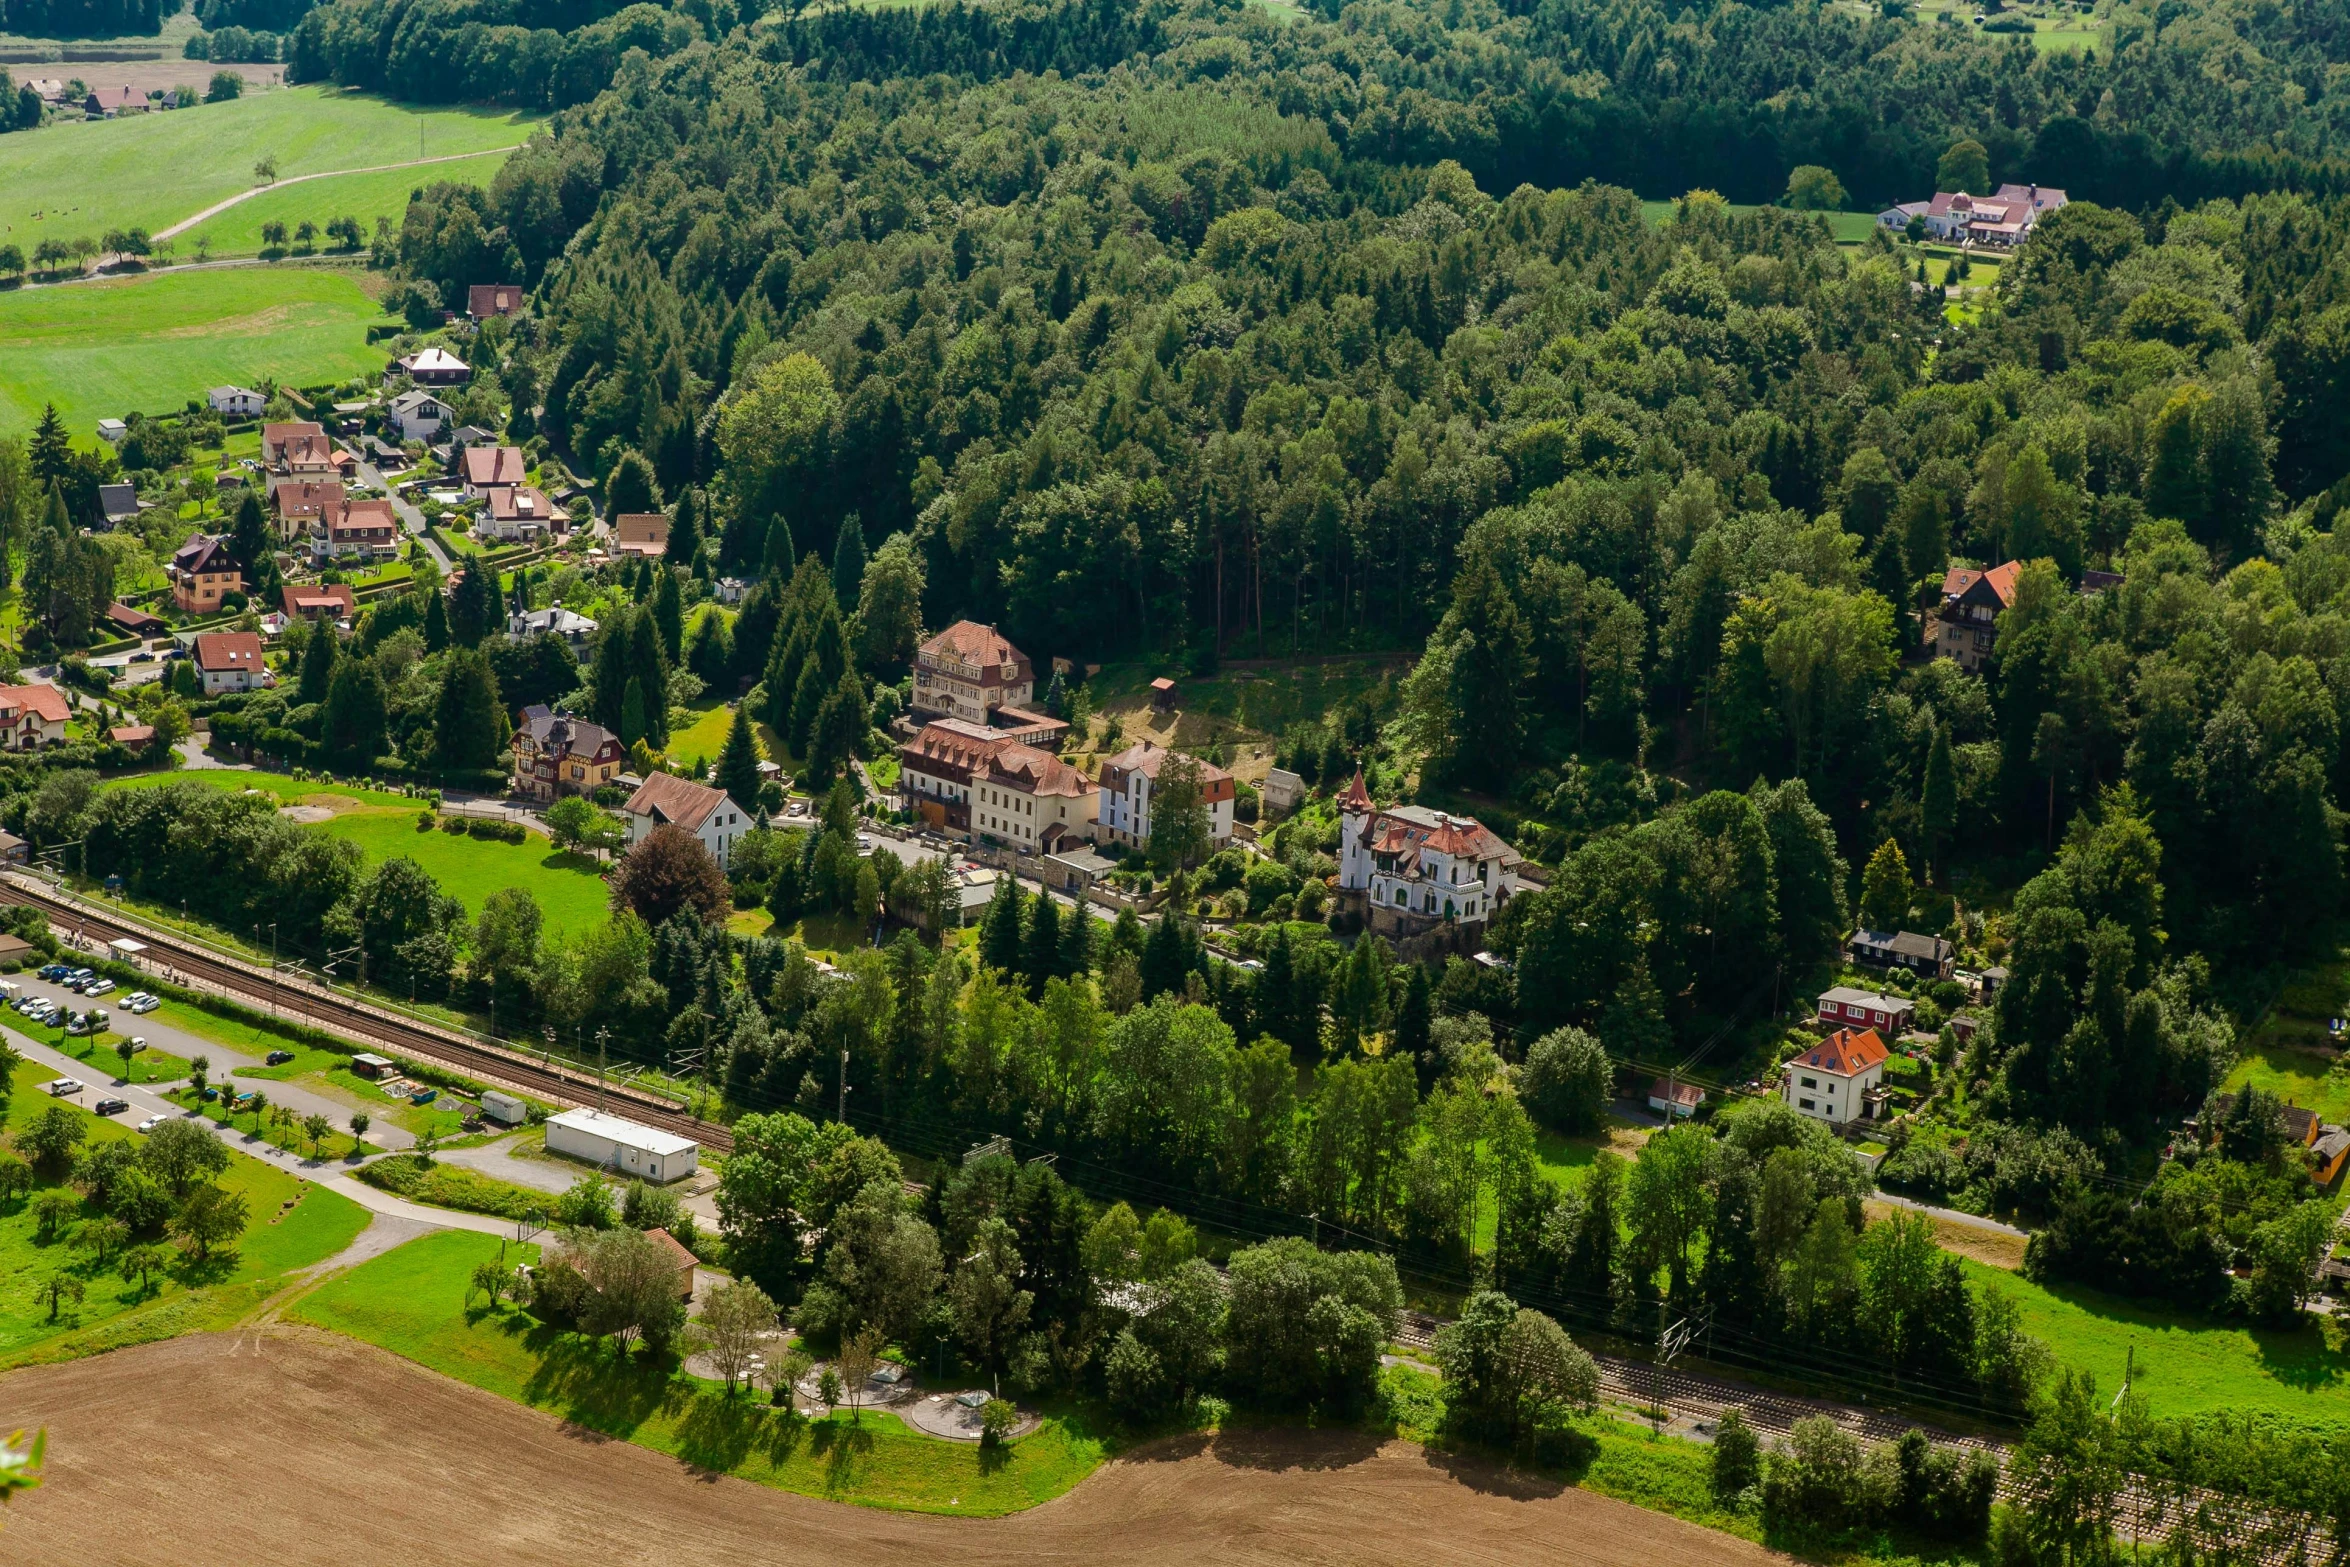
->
82, 978, 115, 997
37, 964, 70, 981
43, 1078, 82, 1096
265, 1050, 296, 1066
125, 1037, 146, 1054
93, 1098, 129, 1117
136, 1114, 167, 1134
124, 992, 160, 1014
65, 1010, 107, 1035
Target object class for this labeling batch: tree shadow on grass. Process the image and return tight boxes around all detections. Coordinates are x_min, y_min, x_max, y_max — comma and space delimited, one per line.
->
517, 1321, 674, 1439
809, 1416, 877, 1496
540, 851, 605, 876
671, 1387, 774, 1476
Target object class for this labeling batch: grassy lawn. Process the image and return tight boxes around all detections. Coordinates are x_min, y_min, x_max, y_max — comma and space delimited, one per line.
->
99, 771, 613, 940
314, 809, 612, 941
355, 1154, 548, 1220
167, 1084, 382, 1161
293, 1229, 1110, 1515
41, 1028, 191, 1088
666, 699, 739, 767
1968, 1259, 2350, 1432
0, 1059, 369, 1369
0, 267, 384, 437
0, 86, 532, 246
1086, 654, 1404, 757
1533, 1127, 1602, 1191
177, 149, 514, 257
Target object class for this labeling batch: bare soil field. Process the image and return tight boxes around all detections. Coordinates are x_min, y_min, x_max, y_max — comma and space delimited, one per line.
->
0, 1330, 1779, 1567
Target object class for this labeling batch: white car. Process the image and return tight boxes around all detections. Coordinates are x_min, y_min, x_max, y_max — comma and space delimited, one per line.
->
136, 1114, 167, 1134
43, 1078, 83, 1097
82, 978, 115, 997
123, 993, 160, 1014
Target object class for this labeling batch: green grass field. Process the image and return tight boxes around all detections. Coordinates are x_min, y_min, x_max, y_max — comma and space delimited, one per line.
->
1969, 1260, 2350, 1432
176, 149, 515, 258
315, 809, 613, 942
293, 1229, 1111, 1515
1638, 200, 1878, 242
45, 1028, 191, 1087
0, 1059, 369, 1369
0, 267, 383, 436
666, 699, 741, 767
0, 86, 531, 247
98, 771, 614, 940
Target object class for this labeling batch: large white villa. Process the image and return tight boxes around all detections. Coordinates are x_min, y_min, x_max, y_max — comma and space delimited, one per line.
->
1878, 183, 2068, 247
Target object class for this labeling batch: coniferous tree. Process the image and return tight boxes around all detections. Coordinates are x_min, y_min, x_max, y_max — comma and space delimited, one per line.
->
832, 513, 867, 610
590, 611, 631, 733
653, 565, 685, 661
298, 621, 338, 705
604, 447, 661, 519
715, 703, 762, 812
762, 513, 796, 580
423, 585, 451, 652
668, 486, 705, 567
627, 604, 671, 748
1022, 891, 1061, 998
978, 874, 1026, 974
322, 659, 388, 770
28, 403, 70, 489
433, 645, 506, 771
1921, 724, 1957, 884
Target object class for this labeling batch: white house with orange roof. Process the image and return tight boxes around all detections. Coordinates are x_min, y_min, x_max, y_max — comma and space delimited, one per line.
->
0, 684, 72, 751
1335, 772, 1521, 934
1783, 1027, 1889, 1127
1096, 740, 1233, 853
1877, 183, 2068, 247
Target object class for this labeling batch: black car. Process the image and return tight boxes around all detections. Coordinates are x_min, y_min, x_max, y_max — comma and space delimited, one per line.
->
265, 1050, 296, 1066
92, 1098, 130, 1117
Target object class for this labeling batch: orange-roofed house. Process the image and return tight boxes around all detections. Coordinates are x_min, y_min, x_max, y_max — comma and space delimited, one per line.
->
1097, 739, 1233, 853
1928, 559, 2024, 672
280, 582, 357, 623
1784, 1027, 1890, 1127
911, 620, 1034, 726
612, 513, 670, 558
193, 631, 269, 696
0, 684, 71, 751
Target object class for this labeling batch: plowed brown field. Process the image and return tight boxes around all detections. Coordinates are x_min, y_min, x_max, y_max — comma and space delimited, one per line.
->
0, 1330, 1779, 1566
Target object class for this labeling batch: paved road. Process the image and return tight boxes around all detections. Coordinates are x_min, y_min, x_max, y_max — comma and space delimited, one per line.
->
359, 460, 451, 571
4, 1026, 509, 1236
5, 971, 415, 1150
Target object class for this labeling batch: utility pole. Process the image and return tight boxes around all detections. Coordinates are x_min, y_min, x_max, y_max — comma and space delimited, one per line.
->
596, 1027, 609, 1114
268, 923, 279, 1017
837, 1043, 851, 1125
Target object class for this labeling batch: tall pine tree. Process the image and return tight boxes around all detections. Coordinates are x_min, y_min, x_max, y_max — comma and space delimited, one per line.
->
715, 703, 762, 812
297, 621, 338, 705
832, 513, 867, 609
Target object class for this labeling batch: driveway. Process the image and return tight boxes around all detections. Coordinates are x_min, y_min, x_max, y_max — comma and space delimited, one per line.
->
432, 1132, 574, 1196
5, 971, 415, 1150
358, 460, 451, 571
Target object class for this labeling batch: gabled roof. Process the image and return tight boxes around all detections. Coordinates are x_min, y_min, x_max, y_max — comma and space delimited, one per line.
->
919, 620, 1028, 674
1818, 986, 1913, 1011
1100, 739, 1229, 786
174, 535, 236, 576
0, 685, 71, 725
194, 632, 264, 673
984, 744, 1091, 798
901, 719, 1019, 774
271, 478, 346, 516
613, 513, 669, 553
517, 709, 622, 762
109, 724, 155, 746
1648, 1077, 1704, 1108
281, 583, 357, 618
98, 482, 140, 521
462, 445, 529, 488
623, 770, 730, 834
395, 347, 470, 376
326, 499, 398, 539
108, 602, 166, 633
488, 485, 552, 523
1799, 1028, 1889, 1078
1853, 929, 1955, 961
1941, 559, 2024, 607
388, 389, 448, 414
468, 283, 526, 318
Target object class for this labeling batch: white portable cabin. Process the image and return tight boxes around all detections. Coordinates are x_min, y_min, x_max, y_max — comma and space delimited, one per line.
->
543, 1107, 698, 1183
479, 1090, 528, 1127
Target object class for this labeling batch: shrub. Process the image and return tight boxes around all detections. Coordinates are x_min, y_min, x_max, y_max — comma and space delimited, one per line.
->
440, 813, 466, 834
1712, 1407, 1762, 1500
979, 1395, 1019, 1445
1520, 1027, 1613, 1134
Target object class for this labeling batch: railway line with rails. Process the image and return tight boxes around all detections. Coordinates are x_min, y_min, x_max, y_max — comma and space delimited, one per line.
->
0, 875, 735, 1156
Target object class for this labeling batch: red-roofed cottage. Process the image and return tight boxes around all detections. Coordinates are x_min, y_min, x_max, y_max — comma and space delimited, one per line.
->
1784, 1027, 1890, 1127
0, 684, 72, 751
1929, 559, 2025, 672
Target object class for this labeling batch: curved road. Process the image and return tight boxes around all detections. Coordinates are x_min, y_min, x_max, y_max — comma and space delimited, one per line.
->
153, 147, 528, 242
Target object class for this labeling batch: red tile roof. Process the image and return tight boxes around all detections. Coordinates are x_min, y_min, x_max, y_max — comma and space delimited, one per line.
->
1339, 769, 1372, 812
462, 445, 529, 488
0, 685, 71, 725
920, 620, 1028, 671
1799, 1028, 1889, 1078
194, 632, 265, 674
613, 513, 669, 555
623, 770, 729, 834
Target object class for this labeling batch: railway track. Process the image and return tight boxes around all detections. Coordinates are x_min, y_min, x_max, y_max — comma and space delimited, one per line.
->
0, 877, 735, 1156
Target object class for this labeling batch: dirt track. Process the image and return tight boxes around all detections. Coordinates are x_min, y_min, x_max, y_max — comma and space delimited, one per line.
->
0, 1331, 1779, 1567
